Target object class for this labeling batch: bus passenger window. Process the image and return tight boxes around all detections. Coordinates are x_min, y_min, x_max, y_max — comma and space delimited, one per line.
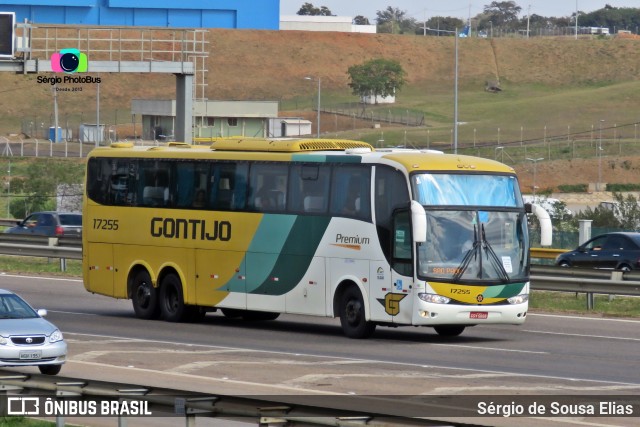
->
250, 164, 288, 212
330, 166, 370, 220
288, 164, 329, 213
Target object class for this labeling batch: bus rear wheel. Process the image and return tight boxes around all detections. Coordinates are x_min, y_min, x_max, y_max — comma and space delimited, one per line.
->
131, 270, 159, 320
339, 286, 376, 339
159, 273, 186, 322
434, 325, 465, 337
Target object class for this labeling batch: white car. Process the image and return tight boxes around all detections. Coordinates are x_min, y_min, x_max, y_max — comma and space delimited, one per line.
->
0, 289, 67, 375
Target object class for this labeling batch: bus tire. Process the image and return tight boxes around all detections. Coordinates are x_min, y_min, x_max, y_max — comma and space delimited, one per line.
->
434, 325, 465, 337
184, 306, 207, 322
159, 273, 186, 322
131, 270, 160, 320
339, 286, 376, 339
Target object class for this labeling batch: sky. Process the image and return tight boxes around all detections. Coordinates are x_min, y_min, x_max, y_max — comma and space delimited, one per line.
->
280, 1, 640, 21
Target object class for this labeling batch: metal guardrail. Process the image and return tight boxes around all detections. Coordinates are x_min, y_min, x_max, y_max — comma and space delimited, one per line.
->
0, 372, 468, 427
531, 265, 640, 309
530, 247, 567, 260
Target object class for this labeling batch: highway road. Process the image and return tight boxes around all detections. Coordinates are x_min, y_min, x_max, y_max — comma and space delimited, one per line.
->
0, 272, 638, 426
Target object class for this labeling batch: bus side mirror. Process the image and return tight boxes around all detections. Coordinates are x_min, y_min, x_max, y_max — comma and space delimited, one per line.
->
411, 201, 427, 243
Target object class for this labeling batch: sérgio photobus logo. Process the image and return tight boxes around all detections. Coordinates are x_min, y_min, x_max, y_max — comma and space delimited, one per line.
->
36, 48, 101, 88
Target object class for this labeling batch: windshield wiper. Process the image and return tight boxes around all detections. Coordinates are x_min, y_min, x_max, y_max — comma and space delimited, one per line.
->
453, 224, 480, 282
481, 224, 510, 283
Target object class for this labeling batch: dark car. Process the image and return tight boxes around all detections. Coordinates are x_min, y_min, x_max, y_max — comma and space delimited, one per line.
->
4, 211, 82, 238
555, 232, 640, 271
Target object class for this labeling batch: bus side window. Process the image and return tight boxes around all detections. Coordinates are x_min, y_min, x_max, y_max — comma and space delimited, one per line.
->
330, 166, 370, 220
250, 163, 288, 212
210, 162, 248, 211
288, 164, 329, 213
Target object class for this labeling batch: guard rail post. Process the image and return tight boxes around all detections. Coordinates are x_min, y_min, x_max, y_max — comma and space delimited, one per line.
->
47, 237, 66, 272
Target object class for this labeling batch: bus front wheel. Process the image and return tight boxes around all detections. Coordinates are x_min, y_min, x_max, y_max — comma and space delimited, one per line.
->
339, 286, 376, 339
131, 270, 159, 320
434, 325, 465, 337
160, 273, 186, 322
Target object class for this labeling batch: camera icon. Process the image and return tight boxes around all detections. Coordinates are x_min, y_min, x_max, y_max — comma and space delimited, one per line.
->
51, 48, 88, 73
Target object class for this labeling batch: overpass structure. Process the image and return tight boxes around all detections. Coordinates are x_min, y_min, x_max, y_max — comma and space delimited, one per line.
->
0, 21, 208, 144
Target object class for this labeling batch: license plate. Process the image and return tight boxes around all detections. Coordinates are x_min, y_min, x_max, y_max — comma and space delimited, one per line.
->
470, 312, 488, 319
19, 351, 42, 360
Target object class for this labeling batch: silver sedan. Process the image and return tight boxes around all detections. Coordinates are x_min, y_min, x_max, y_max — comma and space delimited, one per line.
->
0, 289, 67, 375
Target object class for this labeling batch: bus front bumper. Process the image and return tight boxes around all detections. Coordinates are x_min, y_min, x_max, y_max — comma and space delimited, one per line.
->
411, 299, 528, 326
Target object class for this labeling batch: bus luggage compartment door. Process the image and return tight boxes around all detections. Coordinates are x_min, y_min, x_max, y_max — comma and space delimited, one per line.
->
85, 243, 114, 296
196, 250, 246, 309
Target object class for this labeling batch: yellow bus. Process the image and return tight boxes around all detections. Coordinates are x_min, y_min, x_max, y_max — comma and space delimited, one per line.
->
83, 138, 530, 338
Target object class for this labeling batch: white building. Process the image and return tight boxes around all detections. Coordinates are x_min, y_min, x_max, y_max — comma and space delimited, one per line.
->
280, 15, 376, 33
268, 118, 312, 137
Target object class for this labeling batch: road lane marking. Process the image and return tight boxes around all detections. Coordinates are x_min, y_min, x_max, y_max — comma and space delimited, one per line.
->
0, 273, 82, 282
528, 313, 640, 324
524, 330, 640, 341
64, 332, 640, 387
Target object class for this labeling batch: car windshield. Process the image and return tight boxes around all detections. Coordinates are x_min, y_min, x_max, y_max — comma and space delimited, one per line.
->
0, 294, 39, 319
59, 214, 82, 226
417, 210, 529, 284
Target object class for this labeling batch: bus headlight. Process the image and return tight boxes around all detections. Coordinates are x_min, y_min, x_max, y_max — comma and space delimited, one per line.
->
507, 294, 529, 304
419, 293, 450, 304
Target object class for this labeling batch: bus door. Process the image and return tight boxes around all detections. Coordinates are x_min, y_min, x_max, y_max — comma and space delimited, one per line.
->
85, 243, 114, 296
389, 209, 414, 324
195, 250, 246, 309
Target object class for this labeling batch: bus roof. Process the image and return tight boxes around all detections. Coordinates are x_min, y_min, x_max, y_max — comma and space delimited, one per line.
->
90, 139, 514, 174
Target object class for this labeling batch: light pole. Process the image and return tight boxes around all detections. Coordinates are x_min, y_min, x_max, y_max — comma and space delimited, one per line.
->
304, 76, 321, 138
425, 27, 459, 153
6, 160, 10, 218
526, 157, 544, 196
598, 119, 604, 191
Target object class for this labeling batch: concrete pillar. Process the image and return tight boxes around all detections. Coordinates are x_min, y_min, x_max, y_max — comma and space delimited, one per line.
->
175, 73, 193, 144
578, 219, 592, 245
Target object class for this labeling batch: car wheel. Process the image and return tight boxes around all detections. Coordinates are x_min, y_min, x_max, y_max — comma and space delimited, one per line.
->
618, 264, 632, 272
39, 364, 62, 375
434, 325, 466, 337
159, 273, 186, 322
339, 286, 376, 339
131, 270, 159, 319
558, 261, 571, 268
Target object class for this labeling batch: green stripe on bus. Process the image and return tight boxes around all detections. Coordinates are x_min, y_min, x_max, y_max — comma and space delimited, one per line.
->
251, 215, 331, 295
482, 282, 526, 298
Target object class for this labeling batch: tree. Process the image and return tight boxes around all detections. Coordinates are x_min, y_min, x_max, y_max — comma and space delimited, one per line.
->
347, 58, 406, 105
9, 159, 84, 218
483, 1, 522, 30
422, 16, 465, 35
353, 15, 370, 25
375, 7, 417, 34
297, 2, 333, 16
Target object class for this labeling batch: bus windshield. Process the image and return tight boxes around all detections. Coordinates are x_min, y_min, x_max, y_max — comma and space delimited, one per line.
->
417, 210, 529, 283
412, 173, 528, 284
412, 173, 522, 207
